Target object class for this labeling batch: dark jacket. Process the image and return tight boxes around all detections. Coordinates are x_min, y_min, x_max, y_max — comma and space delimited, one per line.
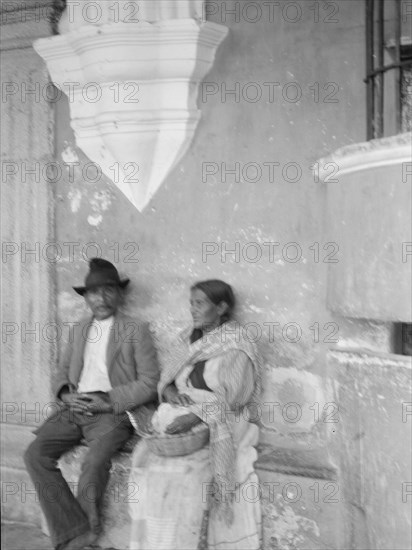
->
54, 312, 160, 414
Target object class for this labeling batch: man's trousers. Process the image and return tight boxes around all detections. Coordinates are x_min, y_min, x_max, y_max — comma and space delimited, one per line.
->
24, 405, 132, 549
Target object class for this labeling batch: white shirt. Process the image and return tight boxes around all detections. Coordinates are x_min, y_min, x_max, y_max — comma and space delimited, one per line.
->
77, 316, 114, 393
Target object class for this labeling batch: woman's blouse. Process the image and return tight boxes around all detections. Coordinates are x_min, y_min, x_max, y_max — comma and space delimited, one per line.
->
176, 349, 255, 408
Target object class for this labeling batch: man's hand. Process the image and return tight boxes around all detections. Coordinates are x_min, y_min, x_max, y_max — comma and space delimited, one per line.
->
60, 390, 113, 415
82, 393, 113, 415
165, 413, 201, 434
60, 391, 93, 413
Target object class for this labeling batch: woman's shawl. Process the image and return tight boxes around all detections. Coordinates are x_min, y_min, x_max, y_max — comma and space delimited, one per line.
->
158, 321, 262, 523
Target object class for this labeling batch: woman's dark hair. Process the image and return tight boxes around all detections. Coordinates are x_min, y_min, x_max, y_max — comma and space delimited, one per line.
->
190, 279, 235, 324
190, 279, 235, 347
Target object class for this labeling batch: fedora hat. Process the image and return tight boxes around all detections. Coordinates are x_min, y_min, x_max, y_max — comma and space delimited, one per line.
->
73, 258, 130, 296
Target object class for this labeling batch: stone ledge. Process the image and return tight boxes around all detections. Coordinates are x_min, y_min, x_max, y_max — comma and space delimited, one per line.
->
2, 421, 340, 549
316, 131, 411, 180
0, 423, 137, 549
256, 445, 338, 481
53, 441, 339, 549
329, 347, 412, 369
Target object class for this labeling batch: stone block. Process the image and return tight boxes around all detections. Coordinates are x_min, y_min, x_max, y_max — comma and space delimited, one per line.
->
319, 133, 412, 321
257, 469, 343, 550
258, 367, 334, 451
328, 349, 412, 550
1, 424, 42, 526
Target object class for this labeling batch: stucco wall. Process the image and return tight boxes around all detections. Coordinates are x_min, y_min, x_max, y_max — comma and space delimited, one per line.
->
52, 0, 372, 443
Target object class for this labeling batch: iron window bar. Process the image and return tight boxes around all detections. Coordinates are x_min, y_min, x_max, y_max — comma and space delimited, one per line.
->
365, 0, 412, 139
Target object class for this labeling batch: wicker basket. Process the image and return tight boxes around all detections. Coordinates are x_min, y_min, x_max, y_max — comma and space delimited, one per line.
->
127, 405, 210, 457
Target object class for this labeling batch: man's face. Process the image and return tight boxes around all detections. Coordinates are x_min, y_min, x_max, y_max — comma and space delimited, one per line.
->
84, 284, 122, 320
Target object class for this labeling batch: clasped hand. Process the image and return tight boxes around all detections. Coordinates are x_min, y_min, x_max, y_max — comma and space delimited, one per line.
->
165, 413, 200, 434
60, 391, 112, 415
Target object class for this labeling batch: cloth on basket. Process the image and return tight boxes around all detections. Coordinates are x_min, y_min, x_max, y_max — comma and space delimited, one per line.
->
151, 403, 192, 434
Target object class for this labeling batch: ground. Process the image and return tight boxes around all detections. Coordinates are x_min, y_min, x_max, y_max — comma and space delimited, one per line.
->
2, 522, 53, 550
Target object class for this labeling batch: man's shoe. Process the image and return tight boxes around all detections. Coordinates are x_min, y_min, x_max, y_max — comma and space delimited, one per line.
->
62, 531, 99, 550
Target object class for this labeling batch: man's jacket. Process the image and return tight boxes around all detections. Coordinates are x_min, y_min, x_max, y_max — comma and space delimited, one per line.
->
54, 312, 160, 414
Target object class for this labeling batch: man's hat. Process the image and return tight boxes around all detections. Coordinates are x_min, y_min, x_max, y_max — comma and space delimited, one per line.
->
73, 258, 130, 296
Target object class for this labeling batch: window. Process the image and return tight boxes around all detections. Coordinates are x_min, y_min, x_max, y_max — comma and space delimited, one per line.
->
365, 0, 412, 139
365, 0, 412, 356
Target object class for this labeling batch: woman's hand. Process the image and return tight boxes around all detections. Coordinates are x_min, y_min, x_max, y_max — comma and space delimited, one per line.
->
174, 393, 194, 406
163, 385, 194, 407
162, 385, 178, 404
165, 413, 201, 434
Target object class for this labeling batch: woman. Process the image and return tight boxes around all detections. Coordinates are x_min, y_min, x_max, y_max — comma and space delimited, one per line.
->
129, 280, 262, 550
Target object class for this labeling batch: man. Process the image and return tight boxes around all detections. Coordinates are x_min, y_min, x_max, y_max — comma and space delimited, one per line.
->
24, 258, 160, 550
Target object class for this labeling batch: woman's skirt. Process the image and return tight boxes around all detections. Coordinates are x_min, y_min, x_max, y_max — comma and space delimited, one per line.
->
128, 434, 262, 550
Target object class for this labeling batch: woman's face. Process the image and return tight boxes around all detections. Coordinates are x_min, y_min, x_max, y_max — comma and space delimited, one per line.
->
190, 288, 226, 331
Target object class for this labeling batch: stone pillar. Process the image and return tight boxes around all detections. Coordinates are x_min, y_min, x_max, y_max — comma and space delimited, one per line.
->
318, 132, 412, 321
1, 0, 56, 525
315, 132, 412, 549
